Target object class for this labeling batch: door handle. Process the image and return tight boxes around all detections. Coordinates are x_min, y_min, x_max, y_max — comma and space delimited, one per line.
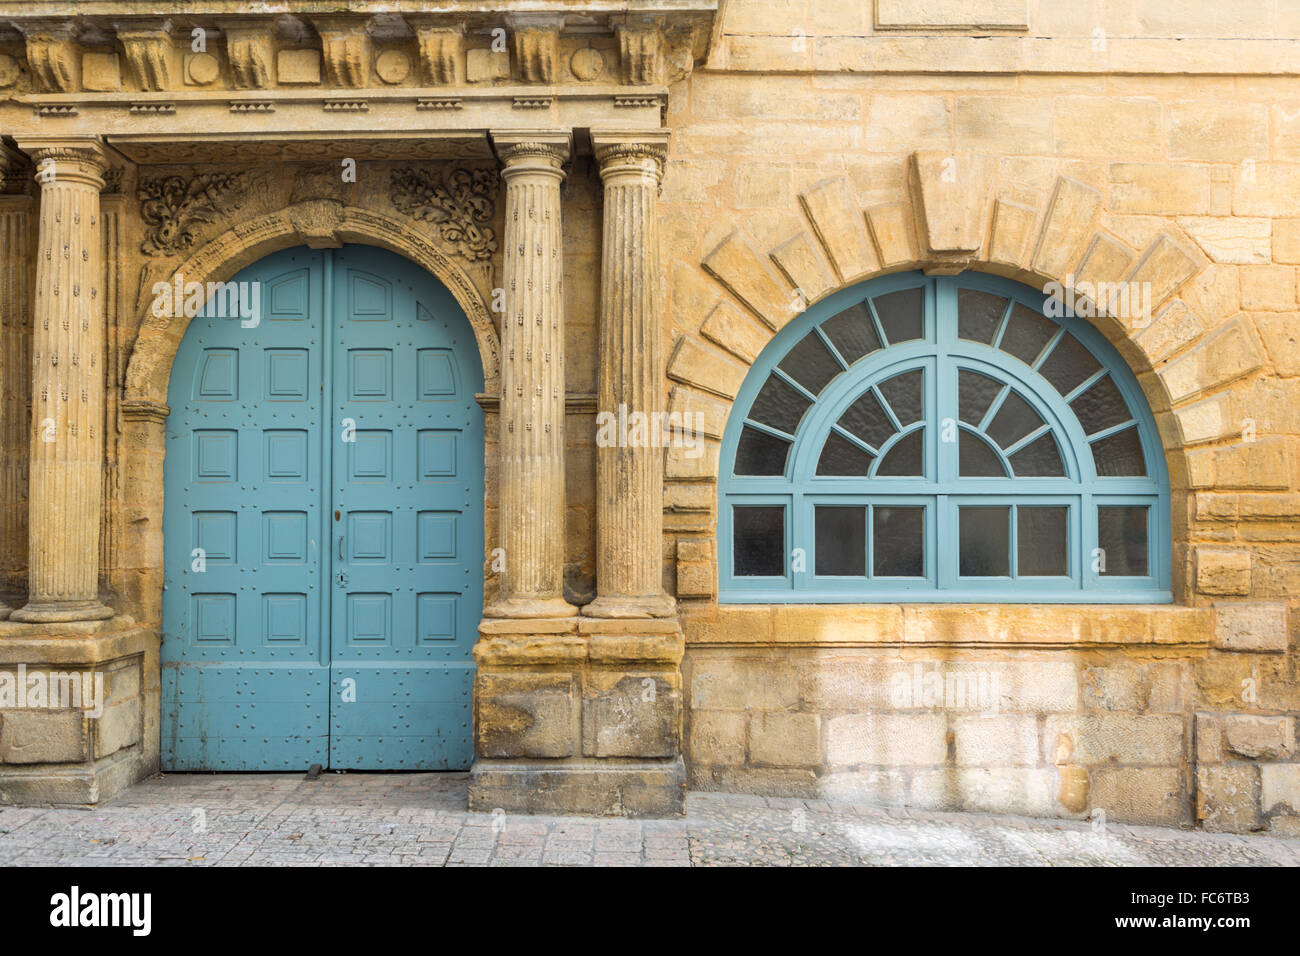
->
337, 535, 344, 560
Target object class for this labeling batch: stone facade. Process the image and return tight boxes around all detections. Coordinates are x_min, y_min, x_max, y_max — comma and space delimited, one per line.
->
0, 1, 1295, 831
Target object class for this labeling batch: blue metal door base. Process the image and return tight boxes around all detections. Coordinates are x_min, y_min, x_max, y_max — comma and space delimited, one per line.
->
161, 245, 484, 771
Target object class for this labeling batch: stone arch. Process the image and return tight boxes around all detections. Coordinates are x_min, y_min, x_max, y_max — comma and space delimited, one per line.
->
665, 150, 1255, 495
124, 201, 501, 408
665, 150, 1271, 603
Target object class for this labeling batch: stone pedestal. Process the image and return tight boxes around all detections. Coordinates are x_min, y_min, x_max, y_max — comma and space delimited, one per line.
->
467, 617, 686, 816
484, 131, 577, 621
586, 130, 676, 620
10, 138, 113, 624
0, 615, 157, 806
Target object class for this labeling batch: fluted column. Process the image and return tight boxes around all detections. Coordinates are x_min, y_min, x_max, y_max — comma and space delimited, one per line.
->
10, 138, 113, 623
485, 131, 576, 619
587, 130, 675, 619
0, 149, 33, 621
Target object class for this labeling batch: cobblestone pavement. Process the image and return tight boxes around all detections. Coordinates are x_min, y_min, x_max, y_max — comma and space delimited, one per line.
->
1, 772, 1297, 866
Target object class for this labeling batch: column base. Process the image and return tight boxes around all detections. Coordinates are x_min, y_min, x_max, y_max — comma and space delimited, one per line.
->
0, 615, 157, 807
10, 600, 115, 623
585, 593, 677, 619
483, 593, 578, 619
469, 757, 686, 817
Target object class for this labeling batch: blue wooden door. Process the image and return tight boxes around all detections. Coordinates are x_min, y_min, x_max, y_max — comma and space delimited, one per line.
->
161, 245, 483, 770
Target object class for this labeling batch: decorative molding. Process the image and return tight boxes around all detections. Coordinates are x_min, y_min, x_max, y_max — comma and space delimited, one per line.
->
102, 167, 125, 195
228, 99, 274, 112
416, 96, 463, 111
116, 24, 174, 91
617, 25, 663, 85
613, 95, 662, 109
512, 96, 553, 110
33, 104, 77, 116
513, 27, 559, 84
415, 23, 463, 85
129, 102, 175, 115
314, 18, 371, 88
287, 198, 345, 249
220, 24, 273, 89
389, 165, 498, 262
322, 99, 369, 112
477, 392, 597, 414
22, 25, 77, 93
119, 399, 170, 425
137, 172, 246, 256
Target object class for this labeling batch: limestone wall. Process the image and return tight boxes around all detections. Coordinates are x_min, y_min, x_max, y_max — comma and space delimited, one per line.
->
665, 0, 1300, 832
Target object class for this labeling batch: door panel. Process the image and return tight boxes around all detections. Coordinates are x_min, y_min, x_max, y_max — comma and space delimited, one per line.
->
328, 246, 480, 770
163, 248, 328, 770
162, 245, 483, 771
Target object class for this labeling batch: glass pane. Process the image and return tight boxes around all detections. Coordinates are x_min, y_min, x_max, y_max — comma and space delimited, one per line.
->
1039, 333, 1102, 396
735, 426, 790, 477
821, 303, 881, 365
999, 304, 1057, 365
873, 287, 924, 345
957, 289, 1007, 344
1098, 505, 1149, 576
777, 332, 842, 395
960, 506, 1010, 577
1090, 426, 1147, 477
873, 506, 924, 577
877, 368, 923, 425
749, 374, 812, 435
876, 428, 924, 476
1018, 506, 1069, 576
958, 369, 1004, 426
816, 431, 875, 476
836, 388, 896, 450
960, 430, 1007, 477
1070, 374, 1131, 436
815, 506, 865, 576
986, 389, 1044, 449
1008, 431, 1066, 477
733, 506, 785, 577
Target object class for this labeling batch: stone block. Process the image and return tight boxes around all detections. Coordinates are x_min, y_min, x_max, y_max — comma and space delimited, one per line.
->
1033, 177, 1101, 278
1091, 767, 1185, 826
874, 0, 1029, 30
1214, 602, 1287, 651
701, 231, 794, 329
1196, 549, 1252, 597
1260, 764, 1300, 814
952, 714, 1039, 767
276, 49, 321, 84
748, 711, 822, 768
666, 335, 750, 399
94, 698, 141, 759
825, 713, 947, 768
0, 710, 87, 764
865, 202, 918, 266
1196, 764, 1260, 831
699, 299, 772, 364
911, 149, 995, 255
465, 48, 509, 83
468, 758, 685, 817
1253, 314, 1300, 376
1239, 265, 1298, 311
1044, 714, 1185, 765
81, 52, 122, 91
799, 178, 877, 282
688, 710, 745, 767
689, 657, 798, 711
1222, 715, 1292, 760
1178, 217, 1271, 264
581, 673, 680, 759
475, 671, 577, 759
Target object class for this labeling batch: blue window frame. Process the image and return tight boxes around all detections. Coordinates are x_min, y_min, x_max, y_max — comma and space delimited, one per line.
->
718, 272, 1172, 603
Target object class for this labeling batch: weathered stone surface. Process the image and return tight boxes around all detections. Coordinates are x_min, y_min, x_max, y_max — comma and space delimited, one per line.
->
1197, 765, 1261, 831
475, 672, 577, 759
1091, 767, 1185, 826
0, 710, 87, 764
1196, 550, 1253, 597
1223, 715, 1293, 760
1214, 602, 1289, 651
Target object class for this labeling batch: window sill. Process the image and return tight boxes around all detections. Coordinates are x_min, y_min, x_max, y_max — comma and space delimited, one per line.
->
681, 602, 1212, 649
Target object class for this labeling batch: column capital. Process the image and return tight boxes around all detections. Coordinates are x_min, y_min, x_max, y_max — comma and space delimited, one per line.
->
491, 130, 572, 177
14, 136, 108, 190
591, 129, 671, 173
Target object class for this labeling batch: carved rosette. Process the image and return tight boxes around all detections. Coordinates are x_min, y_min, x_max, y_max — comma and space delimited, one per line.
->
389, 165, 499, 262
137, 172, 246, 256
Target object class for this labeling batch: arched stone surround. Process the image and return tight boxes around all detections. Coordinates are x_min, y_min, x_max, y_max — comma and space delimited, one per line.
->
665, 150, 1272, 606
115, 203, 500, 630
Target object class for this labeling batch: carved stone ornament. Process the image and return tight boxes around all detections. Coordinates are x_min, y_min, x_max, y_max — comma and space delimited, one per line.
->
137, 172, 246, 256
389, 166, 498, 262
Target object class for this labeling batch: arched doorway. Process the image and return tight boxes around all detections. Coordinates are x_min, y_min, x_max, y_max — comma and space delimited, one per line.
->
161, 244, 485, 770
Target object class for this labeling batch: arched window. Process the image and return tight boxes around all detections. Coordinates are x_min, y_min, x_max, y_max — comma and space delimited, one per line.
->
718, 272, 1171, 603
